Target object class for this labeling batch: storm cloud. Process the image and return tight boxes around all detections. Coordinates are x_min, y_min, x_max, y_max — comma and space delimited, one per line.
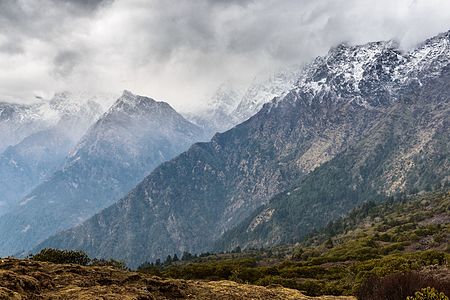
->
1, 0, 450, 111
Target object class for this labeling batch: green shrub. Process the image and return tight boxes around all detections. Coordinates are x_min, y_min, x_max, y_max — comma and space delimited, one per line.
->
31, 248, 90, 265
406, 287, 449, 300
381, 242, 405, 255
296, 279, 326, 296
30, 248, 128, 269
356, 271, 450, 300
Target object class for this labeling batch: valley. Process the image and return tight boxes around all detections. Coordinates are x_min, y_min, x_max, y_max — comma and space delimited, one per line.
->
0, 5, 449, 298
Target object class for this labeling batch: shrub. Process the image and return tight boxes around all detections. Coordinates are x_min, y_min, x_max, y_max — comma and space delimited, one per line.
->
31, 248, 90, 265
297, 279, 326, 296
381, 242, 405, 255
356, 271, 450, 300
90, 258, 127, 270
406, 287, 449, 300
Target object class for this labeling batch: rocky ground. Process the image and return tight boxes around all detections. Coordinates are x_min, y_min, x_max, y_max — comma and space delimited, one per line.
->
0, 258, 354, 299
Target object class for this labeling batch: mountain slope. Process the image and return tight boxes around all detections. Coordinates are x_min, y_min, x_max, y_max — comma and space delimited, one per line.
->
0, 95, 102, 214
36, 31, 450, 267
302, 190, 450, 253
0, 91, 205, 256
140, 191, 449, 297
216, 69, 450, 250
36, 89, 388, 267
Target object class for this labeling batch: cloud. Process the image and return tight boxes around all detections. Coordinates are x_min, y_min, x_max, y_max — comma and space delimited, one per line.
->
53, 50, 82, 77
55, 0, 110, 10
0, 0, 449, 111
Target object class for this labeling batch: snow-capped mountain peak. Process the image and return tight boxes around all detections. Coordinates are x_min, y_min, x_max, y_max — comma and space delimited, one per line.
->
208, 81, 242, 115
234, 67, 302, 120
401, 30, 450, 82
278, 30, 450, 109
109, 90, 169, 116
292, 40, 404, 103
184, 83, 243, 136
0, 92, 106, 153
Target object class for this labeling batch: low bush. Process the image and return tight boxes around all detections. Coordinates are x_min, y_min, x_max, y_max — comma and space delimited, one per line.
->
407, 287, 449, 300
356, 271, 450, 300
31, 248, 90, 265
30, 248, 127, 270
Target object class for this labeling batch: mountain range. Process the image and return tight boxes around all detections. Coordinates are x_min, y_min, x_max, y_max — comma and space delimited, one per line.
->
34, 31, 450, 267
0, 91, 205, 256
0, 101, 51, 154
0, 93, 103, 214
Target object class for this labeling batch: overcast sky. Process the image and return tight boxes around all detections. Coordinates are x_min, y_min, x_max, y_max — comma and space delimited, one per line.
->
1, 0, 450, 111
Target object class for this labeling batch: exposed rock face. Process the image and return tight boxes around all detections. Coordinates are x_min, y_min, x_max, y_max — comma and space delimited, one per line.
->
37, 31, 450, 267
0, 91, 205, 257
0, 258, 354, 300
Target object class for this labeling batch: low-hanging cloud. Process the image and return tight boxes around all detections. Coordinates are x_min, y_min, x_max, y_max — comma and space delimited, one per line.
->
1, 0, 450, 111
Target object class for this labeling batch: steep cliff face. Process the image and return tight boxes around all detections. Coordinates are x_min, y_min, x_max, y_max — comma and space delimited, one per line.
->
37, 31, 450, 267
0, 91, 205, 256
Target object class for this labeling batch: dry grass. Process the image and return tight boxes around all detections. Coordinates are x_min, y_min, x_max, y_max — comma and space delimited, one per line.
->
0, 258, 354, 299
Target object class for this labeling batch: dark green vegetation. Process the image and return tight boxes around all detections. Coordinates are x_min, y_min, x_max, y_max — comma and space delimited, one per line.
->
138, 191, 450, 297
30, 248, 127, 270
